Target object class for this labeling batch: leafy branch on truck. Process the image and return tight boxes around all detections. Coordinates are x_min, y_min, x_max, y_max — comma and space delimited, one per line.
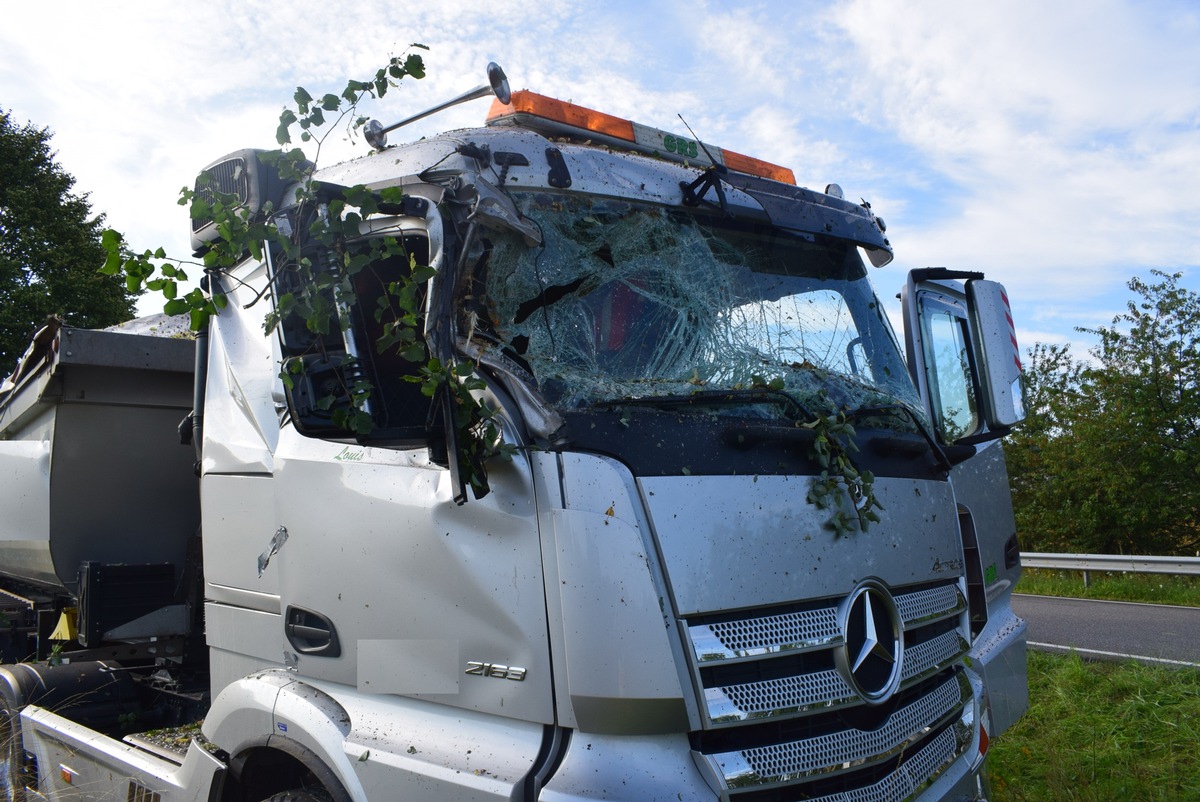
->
100, 47, 508, 503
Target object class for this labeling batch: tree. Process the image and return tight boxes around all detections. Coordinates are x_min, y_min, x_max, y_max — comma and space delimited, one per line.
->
0, 109, 138, 371
1007, 271, 1200, 555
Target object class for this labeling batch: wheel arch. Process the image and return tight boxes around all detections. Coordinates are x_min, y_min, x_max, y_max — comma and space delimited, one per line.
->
223, 736, 351, 802
205, 671, 360, 802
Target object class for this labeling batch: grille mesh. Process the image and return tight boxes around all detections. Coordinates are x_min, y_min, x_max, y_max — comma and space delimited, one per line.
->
730, 675, 963, 780
713, 669, 853, 717
707, 607, 840, 654
708, 627, 966, 722
902, 629, 968, 682
896, 584, 961, 626
689, 580, 973, 798
192, 157, 250, 233
796, 725, 961, 802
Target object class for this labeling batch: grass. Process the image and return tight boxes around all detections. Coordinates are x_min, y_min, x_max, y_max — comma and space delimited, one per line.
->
1016, 568, 1200, 607
989, 651, 1200, 801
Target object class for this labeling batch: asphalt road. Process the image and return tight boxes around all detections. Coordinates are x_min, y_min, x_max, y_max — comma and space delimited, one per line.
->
1012, 593, 1200, 666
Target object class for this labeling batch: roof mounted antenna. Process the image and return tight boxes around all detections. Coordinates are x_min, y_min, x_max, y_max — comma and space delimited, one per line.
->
677, 113, 729, 213
364, 62, 511, 150
677, 114, 723, 171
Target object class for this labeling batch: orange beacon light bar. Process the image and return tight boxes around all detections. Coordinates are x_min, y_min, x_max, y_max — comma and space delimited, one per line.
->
487, 91, 797, 186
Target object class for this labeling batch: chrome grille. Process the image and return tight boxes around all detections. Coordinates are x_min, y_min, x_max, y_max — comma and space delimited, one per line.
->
692, 607, 841, 661
896, 584, 964, 628
685, 579, 975, 799
717, 674, 966, 784
708, 669, 853, 722
801, 725, 963, 802
902, 629, 969, 683
688, 582, 969, 726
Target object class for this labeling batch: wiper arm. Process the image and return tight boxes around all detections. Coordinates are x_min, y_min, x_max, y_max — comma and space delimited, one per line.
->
591, 387, 817, 422
680, 167, 730, 215
677, 114, 732, 216
843, 403, 965, 470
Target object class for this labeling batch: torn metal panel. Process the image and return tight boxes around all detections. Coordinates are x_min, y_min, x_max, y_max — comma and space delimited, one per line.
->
257, 525, 289, 578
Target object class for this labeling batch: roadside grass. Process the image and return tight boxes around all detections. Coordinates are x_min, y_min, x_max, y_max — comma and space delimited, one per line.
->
1016, 568, 1200, 607
989, 651, 1200, 801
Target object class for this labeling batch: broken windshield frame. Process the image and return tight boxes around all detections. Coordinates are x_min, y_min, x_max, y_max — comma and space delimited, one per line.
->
464, 191, 922, 425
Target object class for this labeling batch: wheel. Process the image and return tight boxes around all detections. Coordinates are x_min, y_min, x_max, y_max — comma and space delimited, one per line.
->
0, 708, 28, 802
259, 791, 331, 802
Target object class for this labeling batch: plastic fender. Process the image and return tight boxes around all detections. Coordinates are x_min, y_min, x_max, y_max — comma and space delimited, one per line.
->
203, 670, 365, 800
202, 670, 294, 751
267, 678, 365, 798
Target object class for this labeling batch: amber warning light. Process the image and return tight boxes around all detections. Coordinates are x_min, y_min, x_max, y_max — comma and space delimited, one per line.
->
486, 91, 797, 186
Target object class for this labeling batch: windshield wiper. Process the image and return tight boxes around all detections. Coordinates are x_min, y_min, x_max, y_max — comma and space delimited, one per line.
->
843, 403, 968, 470
591, 387, 817, 422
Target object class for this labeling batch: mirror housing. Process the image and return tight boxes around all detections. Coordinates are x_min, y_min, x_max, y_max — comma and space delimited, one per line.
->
902, 268, 1026, 445
967, 280, 1026, 430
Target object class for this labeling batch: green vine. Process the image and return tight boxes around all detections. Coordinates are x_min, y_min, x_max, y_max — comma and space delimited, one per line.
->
101, 47, 509, 502
803, 412, 883, 537
744, 375, 884, 537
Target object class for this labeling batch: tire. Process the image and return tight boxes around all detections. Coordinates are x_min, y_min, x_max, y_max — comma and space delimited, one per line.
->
0, 709, 27, 802
260, 791, 332, 802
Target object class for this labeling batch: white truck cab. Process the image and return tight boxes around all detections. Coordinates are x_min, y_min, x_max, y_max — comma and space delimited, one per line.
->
0, 68, 1026, 801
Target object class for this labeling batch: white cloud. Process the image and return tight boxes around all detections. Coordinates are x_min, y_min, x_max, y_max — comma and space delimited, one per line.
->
826, 0, 1200, 308
2, 0, 1196, 341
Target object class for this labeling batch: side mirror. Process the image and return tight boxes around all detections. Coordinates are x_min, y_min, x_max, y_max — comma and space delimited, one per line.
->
902, 269, 1025, 444
967, 280, 1025, 429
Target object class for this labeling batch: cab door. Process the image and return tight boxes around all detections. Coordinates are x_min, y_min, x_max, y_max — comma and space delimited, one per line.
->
901, 268, 1029, 737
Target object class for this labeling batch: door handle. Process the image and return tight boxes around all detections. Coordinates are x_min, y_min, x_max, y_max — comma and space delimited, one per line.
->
285, 606, 341, 657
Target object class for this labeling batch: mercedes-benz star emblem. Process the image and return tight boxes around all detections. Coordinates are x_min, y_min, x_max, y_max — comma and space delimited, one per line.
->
837, 580, 904, 705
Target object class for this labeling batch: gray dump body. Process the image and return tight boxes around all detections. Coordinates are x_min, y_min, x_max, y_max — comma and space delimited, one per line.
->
0, 324, 198, 593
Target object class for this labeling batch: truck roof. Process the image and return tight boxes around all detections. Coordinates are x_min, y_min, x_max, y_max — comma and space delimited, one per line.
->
191, 85, 894, 265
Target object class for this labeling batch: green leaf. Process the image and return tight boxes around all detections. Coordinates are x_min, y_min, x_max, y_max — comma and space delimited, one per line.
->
99, 249, 122, 277
163, 298, 189, 316
277, 109, 298, 145
294, 86, 313, 113
404, 53, 426, 79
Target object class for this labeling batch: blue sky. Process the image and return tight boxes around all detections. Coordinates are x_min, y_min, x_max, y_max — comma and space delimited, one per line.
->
2, 0, 1197, 359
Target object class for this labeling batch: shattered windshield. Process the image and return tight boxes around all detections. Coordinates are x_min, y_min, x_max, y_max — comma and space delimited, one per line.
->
469, 192, 920, 419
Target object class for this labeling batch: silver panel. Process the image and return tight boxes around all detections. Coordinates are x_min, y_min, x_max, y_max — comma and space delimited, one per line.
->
0, 327, 197, 591
640, 474, 965, 616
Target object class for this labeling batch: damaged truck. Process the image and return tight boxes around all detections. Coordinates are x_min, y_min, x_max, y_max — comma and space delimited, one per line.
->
0, 64, 1027, 801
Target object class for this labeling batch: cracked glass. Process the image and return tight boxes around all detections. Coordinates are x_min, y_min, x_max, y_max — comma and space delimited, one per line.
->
467, 192, 920, 418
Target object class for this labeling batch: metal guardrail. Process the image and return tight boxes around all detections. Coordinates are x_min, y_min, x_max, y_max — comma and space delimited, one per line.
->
1021, 552, 1200, 576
